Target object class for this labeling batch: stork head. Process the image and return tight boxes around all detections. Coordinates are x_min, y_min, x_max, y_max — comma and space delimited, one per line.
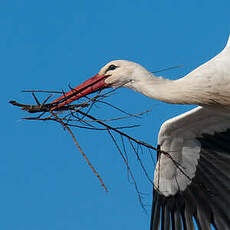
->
99, 60, 150, 88
50, 60, 151, 109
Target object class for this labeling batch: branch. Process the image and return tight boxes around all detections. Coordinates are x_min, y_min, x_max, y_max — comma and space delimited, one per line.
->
50, 111, 109, 192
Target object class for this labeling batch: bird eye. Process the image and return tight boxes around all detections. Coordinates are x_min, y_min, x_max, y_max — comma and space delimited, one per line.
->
105, 64, 118, 73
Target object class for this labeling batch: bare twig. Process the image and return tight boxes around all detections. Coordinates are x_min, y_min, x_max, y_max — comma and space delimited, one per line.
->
22, 90, 64, 94
66, 125, 109, 192
50, 111, 109, 192
107, 129, 147, 213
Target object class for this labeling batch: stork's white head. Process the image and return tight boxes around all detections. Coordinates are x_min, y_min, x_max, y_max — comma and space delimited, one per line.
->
98, 60, 151, 89
50, 60, 152, 108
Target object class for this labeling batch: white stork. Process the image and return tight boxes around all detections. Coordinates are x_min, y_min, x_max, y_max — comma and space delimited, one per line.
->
51, 36, 230, 230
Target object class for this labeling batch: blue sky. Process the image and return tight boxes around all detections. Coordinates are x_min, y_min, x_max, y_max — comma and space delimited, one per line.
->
2, 0, 230, 229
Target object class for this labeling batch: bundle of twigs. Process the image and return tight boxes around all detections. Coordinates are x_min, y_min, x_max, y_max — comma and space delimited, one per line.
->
9, 88, 180, 211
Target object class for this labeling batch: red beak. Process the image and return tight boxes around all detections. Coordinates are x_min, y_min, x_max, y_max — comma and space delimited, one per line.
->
50, 74, 108, 110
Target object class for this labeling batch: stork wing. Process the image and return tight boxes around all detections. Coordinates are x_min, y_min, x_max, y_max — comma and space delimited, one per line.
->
151, 106, 230, 230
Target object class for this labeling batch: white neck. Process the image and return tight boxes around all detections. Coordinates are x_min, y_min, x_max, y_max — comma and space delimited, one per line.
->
126, 73, 209, 105
125, 35, 230, 105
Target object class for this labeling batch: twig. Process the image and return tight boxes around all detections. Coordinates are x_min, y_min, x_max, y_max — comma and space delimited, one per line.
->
107, 129, 147, 213
66, 125, 109, 192
76, 110, 160, 152
151, 64, 184, 74
9, 100, 89, 113
50, 111, 109, 192
129, 140, 154, 186
22, 90, 64, 94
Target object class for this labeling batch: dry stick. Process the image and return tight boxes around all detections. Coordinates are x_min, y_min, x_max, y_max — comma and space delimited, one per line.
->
66, 125, 109, 192
9, 100, 89, 113
59, 110, 149, 123
50, 111, 109, 192
23, 116, 140, 131
41, 95, 53, 107
147, 148, 155, 165
77, 110, 186, 168
129, 140, 154, 186
22, 90, 64, 94
83, 86, 142, 118
96, 100, 140, 118
107, 129, 147, 213
76, 110, 159, 152
76, 110, 191, 185
151, 64, 184, 74
32, 92, 41, 105
70, 112, 98, 128
24, 116, 107, 130
120, 135, 131, 182
79, 95, 99, 121
66, 111, 141, 130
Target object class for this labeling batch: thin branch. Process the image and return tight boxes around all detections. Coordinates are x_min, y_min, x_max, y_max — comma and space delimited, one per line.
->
76, 110, 160, 152
22, 90, 64, 94
66, 125, 109, 192
32, 92, 41, 105
50, 111, 109, 192
129, 140, 154, 186
151, 64, 184, 74
107, 129, 147, 213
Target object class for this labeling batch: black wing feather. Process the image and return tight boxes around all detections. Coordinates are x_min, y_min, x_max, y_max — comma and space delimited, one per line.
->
150, 129, 230, 230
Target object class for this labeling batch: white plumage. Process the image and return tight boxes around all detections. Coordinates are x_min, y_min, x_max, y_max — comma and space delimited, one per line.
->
155, 106, 230, 196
